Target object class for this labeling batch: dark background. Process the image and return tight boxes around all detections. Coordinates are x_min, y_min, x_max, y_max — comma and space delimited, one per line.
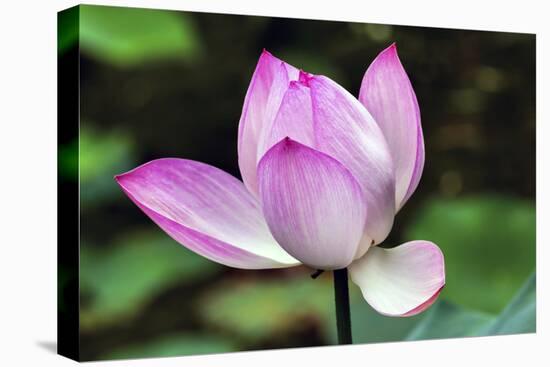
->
58, 5, 535, 361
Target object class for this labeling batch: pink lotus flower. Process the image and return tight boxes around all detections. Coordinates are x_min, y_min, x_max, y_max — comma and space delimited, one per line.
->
116, 44, 445, 318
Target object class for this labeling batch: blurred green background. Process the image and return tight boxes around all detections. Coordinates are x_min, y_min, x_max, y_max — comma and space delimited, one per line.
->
58, 4, 536, 361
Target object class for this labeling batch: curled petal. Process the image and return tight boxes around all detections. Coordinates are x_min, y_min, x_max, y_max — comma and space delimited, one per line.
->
258, 138, 367, 270
116, 158, 299, 269
359, 44, 424, 210
309, 75, 395, 244
349, 240, 445, 317
237, 50, 299, 197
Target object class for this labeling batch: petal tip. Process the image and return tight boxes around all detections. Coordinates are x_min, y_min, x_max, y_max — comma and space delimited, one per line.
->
258, 48, 281, 67
114, 168, 133, 185
277, 135, 298, 147
288, 80, 302, 90
258, 137, 296, 168
298, 70, 314, 86
377, 42, 400, 62
400, 243, 445, 317
401, 284, 445, 317
261, 48, 273, 57
258, 49, 291, 72
114, 158, 183, 186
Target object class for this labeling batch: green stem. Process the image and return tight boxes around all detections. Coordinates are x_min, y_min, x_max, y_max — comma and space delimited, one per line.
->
333, 268, 352, 344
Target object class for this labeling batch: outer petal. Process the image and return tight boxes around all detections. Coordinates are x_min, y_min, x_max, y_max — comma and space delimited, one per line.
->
116, 158, 299, 269
349, 241, 445, 317
359, 44, 424, 210
258, 79, 315, 158
237, 50, 299, 197
309, 75, 395, 245
257, 138, 367, 270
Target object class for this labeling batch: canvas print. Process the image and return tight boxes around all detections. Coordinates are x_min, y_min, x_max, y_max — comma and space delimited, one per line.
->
57, 4, 536, 362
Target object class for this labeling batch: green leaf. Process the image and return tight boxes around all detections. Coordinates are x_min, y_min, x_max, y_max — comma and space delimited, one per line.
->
199, 273, 335, 341
80, 229, 222, 330
405, 300, 494, 341
201, 274, 419, 345
58, 6, 79, 54
404, 273, 536, 341
405, 195, 535, 313
79, 125, 135, 206
79, 5, 200, 67
58, 140, 78, 181
79, 126, 134, 182
103, 334, 236, 360
478, 272, 536, 335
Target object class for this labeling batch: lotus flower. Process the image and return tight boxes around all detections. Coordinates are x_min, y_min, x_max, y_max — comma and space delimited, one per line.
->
116, 44, 445, 318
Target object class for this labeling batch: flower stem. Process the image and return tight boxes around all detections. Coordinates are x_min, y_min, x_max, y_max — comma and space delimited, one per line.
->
333, 268, 352, 344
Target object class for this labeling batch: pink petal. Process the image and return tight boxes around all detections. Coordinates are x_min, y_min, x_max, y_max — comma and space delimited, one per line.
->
237, 50, 299, 197
309, 75, 396, 245
257, 79, 315, 158
257, 138, 367, 270
116, 158, 299, 269
359, 44, 424, 210
349, 240, 445, 317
